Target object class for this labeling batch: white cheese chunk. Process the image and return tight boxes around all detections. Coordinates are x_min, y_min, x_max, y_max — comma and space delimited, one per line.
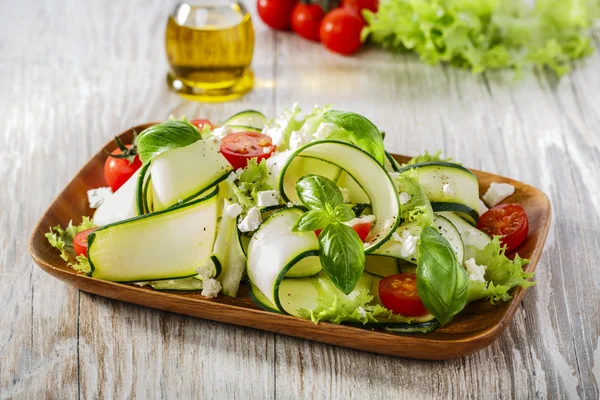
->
87, 187, 113, 209
339, 187, 351, 203
211, 125, 232, 140
313, 122, 339, 140
399, 192, 411, 205
201, 278, 222, 298
478, 199, 489, 215
399, 230, 419, 259
289, 129, 312, 150
465, 258, 487, 282
224, 203, 243, 218
482, 182, 515, 207
442, 183, 455, 196
196, 260, 217, 280
237, 207, 263, 232
256, 190, 281, 207
343, 214, 376, 228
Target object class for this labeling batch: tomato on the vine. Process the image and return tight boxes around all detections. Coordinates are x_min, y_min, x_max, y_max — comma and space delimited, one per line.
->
104, 139, 142, 192
342, 0, 379, 15
320, 8, 365, 55
477, 203, 529, 252
257, 0, 297, 31
220, 132, 276, 169
291, 3, 325, 42
73, 228, 95, 257
378, 273, 428, 317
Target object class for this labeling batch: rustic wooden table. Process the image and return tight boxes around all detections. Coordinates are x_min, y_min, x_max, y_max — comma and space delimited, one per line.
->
1, 0, 599, 398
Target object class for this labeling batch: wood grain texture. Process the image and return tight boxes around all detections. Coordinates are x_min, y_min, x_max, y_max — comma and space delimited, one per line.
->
1, 0, 599, 398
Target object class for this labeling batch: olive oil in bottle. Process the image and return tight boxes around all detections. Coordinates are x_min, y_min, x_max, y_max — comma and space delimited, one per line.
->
165, 1, 254, 101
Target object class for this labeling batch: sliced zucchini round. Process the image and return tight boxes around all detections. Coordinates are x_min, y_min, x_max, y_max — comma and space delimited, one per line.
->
398, 161, 480, 225
280, 155, 342, 200
149, 277, 204, 291
437, 212, 492, 258
136, 163, 152, 216
248, 280, 282, 313
226, 125, 263, 133
364, 255, 401, 277
279, 141, 400, 253
224, 110, 267, 130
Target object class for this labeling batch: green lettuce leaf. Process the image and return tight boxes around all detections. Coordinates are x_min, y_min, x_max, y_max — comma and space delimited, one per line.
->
45, 217, 96, 261
297, 274, 391, 324
403, 150, 455, 167
393, 169, 434, 227
362, 0, 599, 77
231, 159, 274, 210
466, 236, 535, 303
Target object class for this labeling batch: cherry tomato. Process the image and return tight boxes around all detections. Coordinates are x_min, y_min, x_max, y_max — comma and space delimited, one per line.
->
73, 228, 95, 257
379, 273, 428, 317
314, 221, 372, 242
104, 144, 142, 192
320, 8, 365, 55
257, 0, 297, 31
291, 3, 325, 42
190, 119, 214, 131
342, 0, 379, 17
477, 203, 529, 252
220, 132, 275, 169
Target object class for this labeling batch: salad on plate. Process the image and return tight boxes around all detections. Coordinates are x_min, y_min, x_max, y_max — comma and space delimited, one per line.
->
46, 105, 534, 333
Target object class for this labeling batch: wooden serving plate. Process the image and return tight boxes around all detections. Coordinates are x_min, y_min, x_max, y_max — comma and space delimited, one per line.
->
30, 124, 551, 360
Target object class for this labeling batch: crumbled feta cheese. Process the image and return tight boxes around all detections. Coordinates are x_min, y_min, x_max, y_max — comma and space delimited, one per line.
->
211, 125, 232, 140
238, 207, 263, 232
465, 258, 487, 282
313, 122, 339, 140
287, 202, 296, 208
289, 129, 312, 150
256, 190, 281, 207
224, 203, 243, 218
226, 172, 238, 182
201, 278, 222, 298
344, 214, 376, 228
395, 230, 418, 259
133, 281, 149, 287
399, 192, 411, 205
196, 260, 217, 280
339, 187, 351, 203
87, 187, 113, 209
478, 199, 489, 215
482, 182, 515, 207
389, 172, 400, 180
442, 183, 455, 196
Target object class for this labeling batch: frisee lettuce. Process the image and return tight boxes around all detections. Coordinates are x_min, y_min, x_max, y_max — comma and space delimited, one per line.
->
362, 0, 599, 77
230, 159, 274, 210
45, 217, 96, 273
466, 236, 534, 303
403, 150, 455, 167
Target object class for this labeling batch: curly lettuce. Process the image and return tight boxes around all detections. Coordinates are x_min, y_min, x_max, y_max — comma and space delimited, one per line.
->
230, 159, 274, 210
363, 0, 599, 77
45, 217, 96, 273
393, 169, 434, 227
403, 150, 455, 167
466, 236, 535, 303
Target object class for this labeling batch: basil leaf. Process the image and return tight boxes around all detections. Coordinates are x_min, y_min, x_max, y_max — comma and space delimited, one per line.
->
295, 175, 344, 210
136, 120, 201, 164
416, 226, 468, 326
319, 223, 365, 295
324, 111, 385, 165
293, 210, 334, 232
332, 204, 355, 222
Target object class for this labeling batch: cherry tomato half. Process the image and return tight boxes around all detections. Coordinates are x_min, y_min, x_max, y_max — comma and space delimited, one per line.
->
314, 221, 372, 242
378, 273, 428, 317
220, 132, 275, 170
190, 119, 214, 131
104, 144, 142, 192
73, 228, 95, 257
320, 8, 365, 55
257, 0, 297, 31
477, 203, 529, 252
291, 3, 325, 42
